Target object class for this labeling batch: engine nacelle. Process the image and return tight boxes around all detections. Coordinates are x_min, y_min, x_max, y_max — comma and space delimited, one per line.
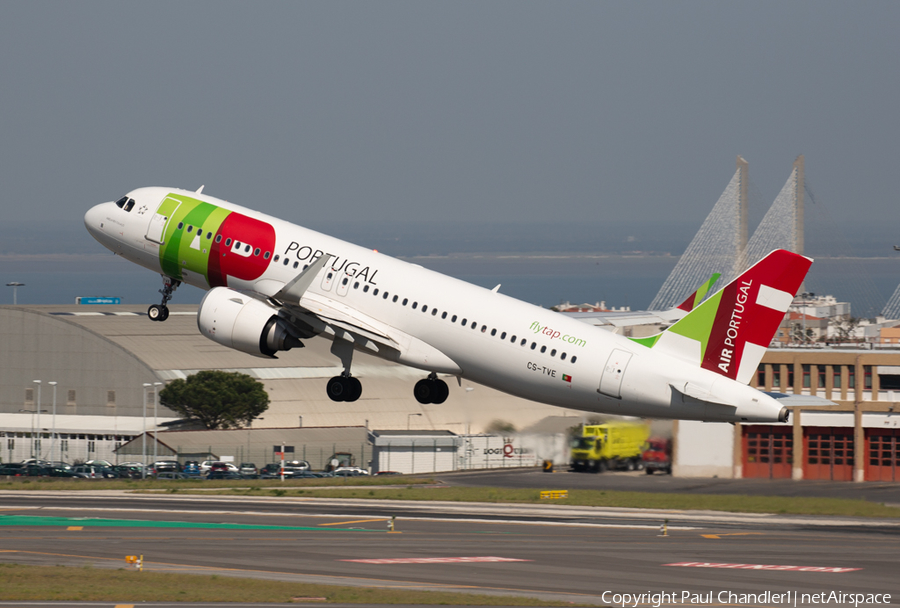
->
197, 287, 304, 358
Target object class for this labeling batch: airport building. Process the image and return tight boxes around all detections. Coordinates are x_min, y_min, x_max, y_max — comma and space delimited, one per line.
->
0, 304, 583, 465
3, 303, 899, 482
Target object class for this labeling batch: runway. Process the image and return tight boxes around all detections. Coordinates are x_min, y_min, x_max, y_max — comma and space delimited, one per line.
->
0, 491, 897, 606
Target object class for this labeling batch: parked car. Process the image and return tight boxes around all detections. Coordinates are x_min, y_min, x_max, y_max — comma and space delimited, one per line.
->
205, 471, 243, 480
239, 463, 258, 478
208, 461, 231, 473
112, 465, 144, 479
0, 463, 26, 476
152, 460, 181, 475
333, 467, 369, 477
182, 460, 200, 475
72, 465, 118, 479
156, 472, 189, 480
642, 438, 672, 475
374, 471, 402, 476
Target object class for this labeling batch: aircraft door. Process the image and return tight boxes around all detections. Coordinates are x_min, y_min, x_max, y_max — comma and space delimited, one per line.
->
145, 198, 180, 245
598, 349, 632, 399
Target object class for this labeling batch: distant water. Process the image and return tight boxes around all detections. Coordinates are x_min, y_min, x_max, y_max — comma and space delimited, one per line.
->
4, 255, 898, 317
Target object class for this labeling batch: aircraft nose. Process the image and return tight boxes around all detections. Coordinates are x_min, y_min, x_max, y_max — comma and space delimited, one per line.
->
84, 202, 110, 239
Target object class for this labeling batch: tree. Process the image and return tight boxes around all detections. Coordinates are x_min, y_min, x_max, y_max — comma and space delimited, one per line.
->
159, 370, 269, 430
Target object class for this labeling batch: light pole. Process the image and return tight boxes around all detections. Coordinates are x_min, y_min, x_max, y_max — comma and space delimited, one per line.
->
407, 412, 422, 430
6, 282, 24, 305
153, 382, 162, 466
18, 408, 47, 459
142, 383, 151, 478
33, 380, 41, 458
298, 415, 303, 428
48, 382, 57, 464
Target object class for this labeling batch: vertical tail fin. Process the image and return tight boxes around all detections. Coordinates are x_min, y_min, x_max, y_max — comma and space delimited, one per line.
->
631, 250, 812, 384
675, 273, 720, 312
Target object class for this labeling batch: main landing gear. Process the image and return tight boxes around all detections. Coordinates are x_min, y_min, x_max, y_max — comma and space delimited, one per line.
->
414, 373, 449, 404
148, 276, 180, 322
326, 374, 363, 402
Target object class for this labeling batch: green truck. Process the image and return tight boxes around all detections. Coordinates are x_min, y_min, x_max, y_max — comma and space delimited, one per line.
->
569, 421, 650, 473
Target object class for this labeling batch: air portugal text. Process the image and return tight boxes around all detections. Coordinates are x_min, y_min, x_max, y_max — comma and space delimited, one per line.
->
718, 279, 751, 375
284, 242, 379, 285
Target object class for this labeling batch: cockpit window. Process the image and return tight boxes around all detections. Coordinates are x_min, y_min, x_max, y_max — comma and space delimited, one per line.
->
115, 196, 135, 212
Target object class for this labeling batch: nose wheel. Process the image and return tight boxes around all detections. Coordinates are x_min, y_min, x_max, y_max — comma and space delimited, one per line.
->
148, 276, 180, 322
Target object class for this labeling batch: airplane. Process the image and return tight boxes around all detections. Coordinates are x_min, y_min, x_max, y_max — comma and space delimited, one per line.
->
85, 187, 815, 423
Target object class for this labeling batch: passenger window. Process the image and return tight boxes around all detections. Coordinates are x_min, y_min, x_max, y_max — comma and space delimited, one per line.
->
373, 288, 379, 296
283, 258, 289, 266
461, 318, 467, 325
451, 315, 457, 322
550, 349, 556, 357
178, 222, 185, 230
234, 240, 241, 248
412, 302, 418, 309
441, 312, 447, 319
393, 295, 398, 303
215, 235, 222, 243
363, 285, 369, 293
402, 298, 408, 306
500, 332, 506, 339
327, 272, 333, 279
561, 352, 567, 360
303, 264, 309, 270
244, 244, 251, 253
254, 248, 261, 256
263, 252, 271, 260
571, 356, 577, 364
510, 335, 516, 342
225, 238, 232, 246
531, 342, 537, 350
471, 322, 477, 329
187, 225, 193, 233
206, 231, 212, 239
432, 309, 438, 316
421, 305, 427, 313
293, 261, 299, 269
274, 255, 280, 262
540, 346, 547, 353
520, 339, 526, 346
342, 277, 348, 285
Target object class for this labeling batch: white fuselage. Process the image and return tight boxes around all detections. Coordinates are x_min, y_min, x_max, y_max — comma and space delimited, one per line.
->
84, 187, 785, 423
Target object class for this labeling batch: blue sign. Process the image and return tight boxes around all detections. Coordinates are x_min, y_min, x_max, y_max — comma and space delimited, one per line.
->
76, 297, 122, 305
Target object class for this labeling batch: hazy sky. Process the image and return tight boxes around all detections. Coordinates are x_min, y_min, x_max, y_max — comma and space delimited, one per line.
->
2, 1, 898, 231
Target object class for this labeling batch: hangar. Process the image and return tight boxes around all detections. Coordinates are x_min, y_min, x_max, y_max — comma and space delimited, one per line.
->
0, 303, 582, 464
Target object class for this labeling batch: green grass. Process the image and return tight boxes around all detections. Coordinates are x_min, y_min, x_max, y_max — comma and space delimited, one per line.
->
0, 563, 571, 605
192, 485, 900, 519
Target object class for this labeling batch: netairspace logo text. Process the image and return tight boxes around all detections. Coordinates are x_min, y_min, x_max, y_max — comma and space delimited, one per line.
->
600, 590, 892, 608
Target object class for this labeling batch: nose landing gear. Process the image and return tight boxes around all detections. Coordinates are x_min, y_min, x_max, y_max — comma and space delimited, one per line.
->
414, 373, 449, 404
148, 276, 181, 322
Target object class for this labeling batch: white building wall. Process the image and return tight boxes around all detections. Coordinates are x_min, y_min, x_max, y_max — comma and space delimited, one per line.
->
674, 421, 734, 478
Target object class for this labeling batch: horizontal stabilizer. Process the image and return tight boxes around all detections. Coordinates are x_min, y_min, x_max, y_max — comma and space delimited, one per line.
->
763, 392, 839, 407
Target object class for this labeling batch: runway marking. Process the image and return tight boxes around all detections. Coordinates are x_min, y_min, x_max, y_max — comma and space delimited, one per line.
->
666, 561, 862, 573
701, 532, 762, 539
66, 526, 83, 531
319, 518, 387, 526
0, 514, 375, 532
341, 556, 532, 564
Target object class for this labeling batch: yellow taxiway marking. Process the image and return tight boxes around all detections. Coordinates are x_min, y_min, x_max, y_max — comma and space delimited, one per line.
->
114, 605, 135, 608
319, 518, 387, 526
702, 532, 763, 539
66, 526, 84, 531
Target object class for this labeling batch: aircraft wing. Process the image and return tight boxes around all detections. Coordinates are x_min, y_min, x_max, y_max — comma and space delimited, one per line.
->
563, 273, 721, 330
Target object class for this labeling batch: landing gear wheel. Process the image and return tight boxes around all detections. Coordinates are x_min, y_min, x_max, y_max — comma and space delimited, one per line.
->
345, 377, 362, 402
432, 379, 449, 404
148, 304, 169, 322
414, 379, 433, 404
327, 376, 348, 402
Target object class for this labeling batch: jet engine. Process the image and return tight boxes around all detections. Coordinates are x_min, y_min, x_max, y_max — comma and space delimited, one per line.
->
197, 287, 304, 358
